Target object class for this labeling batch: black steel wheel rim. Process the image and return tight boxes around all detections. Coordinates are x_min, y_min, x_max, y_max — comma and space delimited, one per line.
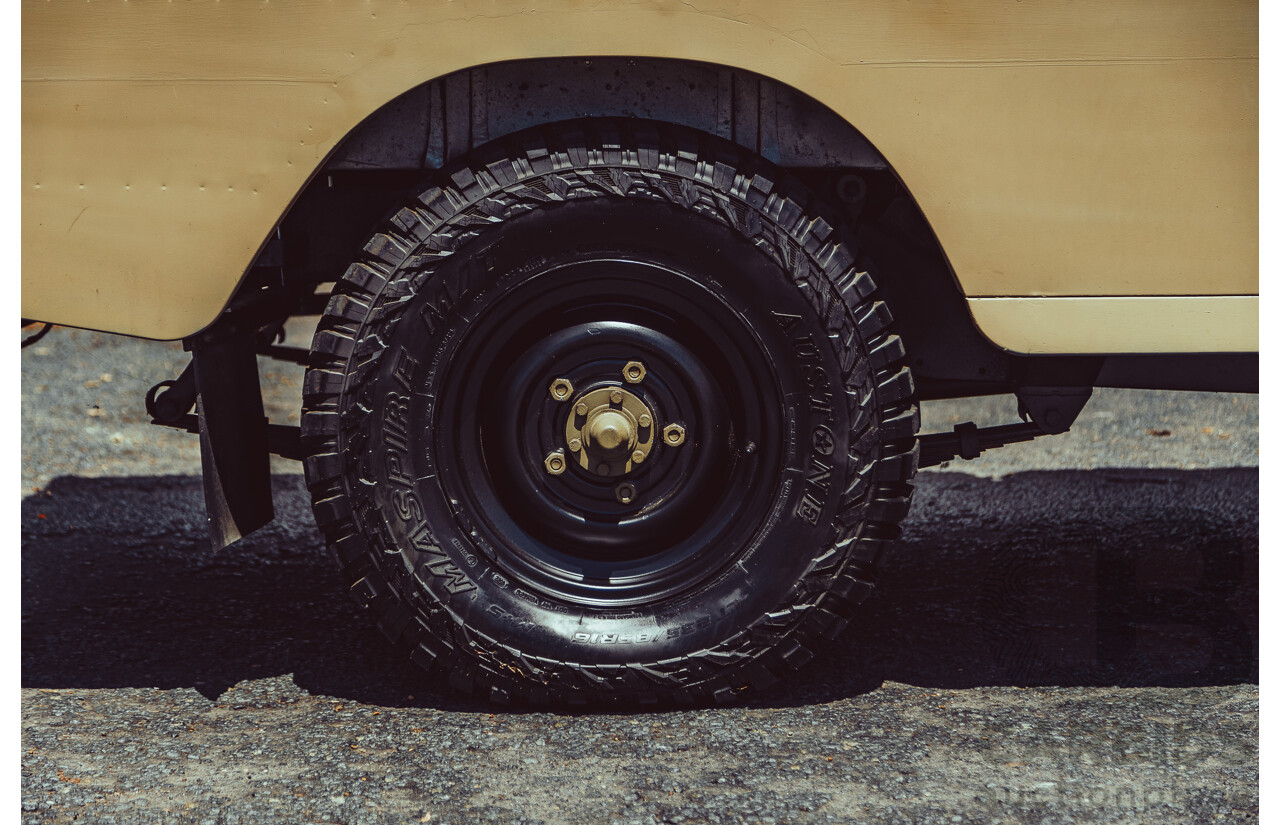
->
434, 255, 786, 607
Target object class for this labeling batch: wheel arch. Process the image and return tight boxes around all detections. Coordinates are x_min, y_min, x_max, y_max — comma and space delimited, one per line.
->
245, 56, 1003, 394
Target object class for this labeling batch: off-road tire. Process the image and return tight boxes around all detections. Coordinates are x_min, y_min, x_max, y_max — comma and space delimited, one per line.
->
302, 119, 918, 707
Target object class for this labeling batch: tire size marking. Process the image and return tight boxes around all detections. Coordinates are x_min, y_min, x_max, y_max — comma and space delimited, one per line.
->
666, 615, 713, 639
719, 596, 746, 616
573, 632, 659, 645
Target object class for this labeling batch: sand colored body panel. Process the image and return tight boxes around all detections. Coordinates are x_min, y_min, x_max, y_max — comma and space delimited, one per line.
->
22, 0, 1257, 348
968, 296, 1259, 354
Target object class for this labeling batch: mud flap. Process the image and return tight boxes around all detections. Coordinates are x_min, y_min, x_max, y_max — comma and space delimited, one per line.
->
191, 325, 274, 549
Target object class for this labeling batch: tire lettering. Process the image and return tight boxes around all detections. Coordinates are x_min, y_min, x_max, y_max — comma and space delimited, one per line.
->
574, 632, 658, 645
784, 333, 839, 526
792, 336, 820, 360
718, 596, 746, 616
409, 522, 439, 552
666, 615, 713, 639
419, 269, 476, 335
796, 493, 823, 526
385, 450, 412, 487
383, 392, 410, 452
425, 558, 476, 594
392, 348, 419, 392
488, 604, 536, 630
426, 328, 455, 384
810, 391, 834, 420
511, 588, 573, 614
407, 524, 476, 594
393, 489, 425, 524
806, 459, 832, 492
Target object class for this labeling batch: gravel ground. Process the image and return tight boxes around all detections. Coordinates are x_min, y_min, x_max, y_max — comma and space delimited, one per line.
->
21, 325, 1258, 824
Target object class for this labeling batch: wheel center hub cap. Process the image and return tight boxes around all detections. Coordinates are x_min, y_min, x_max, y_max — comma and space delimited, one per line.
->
564, 385, 656, 477
586, 410, 634, 455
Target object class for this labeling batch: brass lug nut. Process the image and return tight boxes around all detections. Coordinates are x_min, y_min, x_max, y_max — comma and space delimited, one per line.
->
609, 388, 624, 404
638, 413, 651, 428
574, 402, 589, 417
549, 378, 574, 402
663, 423, 686, 446
631, 450, 646, 464
544, 450, 567, 475
615, 482, 637, 505
623, 361, 647, 384
568, 438, 582, 453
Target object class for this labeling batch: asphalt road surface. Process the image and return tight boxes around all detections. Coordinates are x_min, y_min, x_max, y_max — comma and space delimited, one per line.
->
21, 326, 1258, 824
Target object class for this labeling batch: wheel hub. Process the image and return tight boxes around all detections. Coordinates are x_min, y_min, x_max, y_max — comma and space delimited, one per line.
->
562, 384, 657, 477
586, 410, 631, 453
